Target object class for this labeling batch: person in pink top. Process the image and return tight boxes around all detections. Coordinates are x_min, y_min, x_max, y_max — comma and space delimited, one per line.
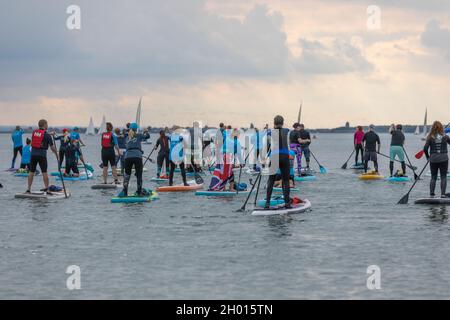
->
354, 126, 365, 165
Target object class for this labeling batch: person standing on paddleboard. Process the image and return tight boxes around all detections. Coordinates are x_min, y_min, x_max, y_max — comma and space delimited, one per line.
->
154, 130, 170, 178
389, 124, 406, 177
114, 128, 127, 174
354, 126, 365, 165
423, 121, 450, 198
362, 124, 380, 173
187, 121, 203, 173
64, 139, 82, 178
289, 123, 303, 176
26, 119, 58, 194
52, 128, 71, 168
11, 126, 24, 169
168, 128, 189, 187
101, 123, 121, 185
298, 124, 312, 170
119, 123, 150, 197
265, 115, 291, 209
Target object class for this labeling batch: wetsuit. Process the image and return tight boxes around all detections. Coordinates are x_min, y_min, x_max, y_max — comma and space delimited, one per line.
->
65, 142, 81, 175
424, 134, 450, 197
30, 129, 53, 174
299, 129, 311, 168
11, 129, 24, 168
168, 133, 188, 186
20, 145, 31, 170
54, 135, 71, 168
362, 131, 380, 173
122, 132, 150, 196
266, 128, 291, 208
390, 130, 406, 176
354, 130, 364, 164
70, 131, 83, 158
289, 129, 302, 175
155, 136, 170, 177
187, 127, 203, 172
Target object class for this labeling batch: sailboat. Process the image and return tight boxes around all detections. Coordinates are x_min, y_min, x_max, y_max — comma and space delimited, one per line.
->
136, 97, 142, 128
421, 108, 428, 141
86, 117, 96, 135
414, 125, 420, 135
98, 115, 106, 135
297, 100, 302, 123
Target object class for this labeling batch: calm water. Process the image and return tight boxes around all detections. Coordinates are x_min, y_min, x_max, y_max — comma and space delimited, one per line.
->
0, 132, 449, 299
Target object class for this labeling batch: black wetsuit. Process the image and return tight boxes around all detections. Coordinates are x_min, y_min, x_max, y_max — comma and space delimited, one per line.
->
155, 136, 170, 176
424, 134, 450, 196
54, 135, 71, 168
266, 128, 291, 207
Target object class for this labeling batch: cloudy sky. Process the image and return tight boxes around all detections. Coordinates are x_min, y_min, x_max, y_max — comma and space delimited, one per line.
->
1, 0, 450, 128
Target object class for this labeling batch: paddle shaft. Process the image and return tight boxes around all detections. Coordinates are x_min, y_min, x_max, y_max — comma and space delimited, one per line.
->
402, 146, 418, 178
398, 160, 429, 204
143, 148, 156, 167
238, 171, 262, 211
310, 150, 325, 170
377, 152, 416, 170
342, 149, 355, 169
236, 145, 255, 195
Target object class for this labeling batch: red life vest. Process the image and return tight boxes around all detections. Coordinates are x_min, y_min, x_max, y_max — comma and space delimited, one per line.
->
101, 132, 113, 148
31, 129, 46, 149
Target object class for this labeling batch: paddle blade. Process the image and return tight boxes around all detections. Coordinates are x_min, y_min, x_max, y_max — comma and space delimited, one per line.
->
341, 163, 348, 169
397, 193, 409, 204
194, 173, 204, 184
320, 166, 327, 174
414, 173, 419, 180
415, 150, 424, 159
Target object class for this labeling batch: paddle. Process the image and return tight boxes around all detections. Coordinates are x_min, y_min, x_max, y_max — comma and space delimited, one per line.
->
253, 168, 263, 206
415, 150, 424, 159
377, 152, 418, 171
402, 146, 419, 180
341, 149, 355, 169
52, 137, 68, 199
397, 161, 429, 204
236, 171, 262, 212
236, 146, 254, 195
310, 151, 327, 173
142, 147, 156, 167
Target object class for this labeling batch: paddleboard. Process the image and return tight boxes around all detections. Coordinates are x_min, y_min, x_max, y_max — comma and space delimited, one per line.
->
257, 197, 285, 208
415, 197, 450, 205
150, 177, 169, 182
14, 172, 40, 177
111, 191, 159, 203
15, 191, 69, 200
359, 172, 384, 180
55, 174, 92, 181
350, 163, 366, 170
273, 187, 299, 192
385, 176, 411, 182
252, 199, 312, 216
195, 190, 253, 196
91, 183, 122, 190
5, 168, 17, 172
157, 183, 203, 192
294, 175, 316, 182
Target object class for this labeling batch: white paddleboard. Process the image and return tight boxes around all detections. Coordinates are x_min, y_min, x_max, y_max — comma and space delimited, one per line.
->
251, 199, 311, 216
15, 191, 70, 200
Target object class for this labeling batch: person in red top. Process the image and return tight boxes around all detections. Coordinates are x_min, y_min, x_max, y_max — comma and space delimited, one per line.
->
354, 126, 365, 165
101, 122, 122, 184
27, 119, 58, 194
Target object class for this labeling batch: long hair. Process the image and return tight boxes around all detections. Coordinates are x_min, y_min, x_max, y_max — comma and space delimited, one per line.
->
428, 121, 444, 139
128, 128, 136, 140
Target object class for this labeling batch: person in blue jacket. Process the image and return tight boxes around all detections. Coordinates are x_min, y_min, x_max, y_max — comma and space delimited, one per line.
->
168, 130, 189, 186
11, 126, 24, 169
20, 138, 32, 171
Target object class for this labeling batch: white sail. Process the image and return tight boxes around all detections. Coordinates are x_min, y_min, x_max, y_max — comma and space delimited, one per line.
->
86, 117, 96, 135
414, 126, 420, 135
422, 108, 428, 136
297, 100, 303, 123
136, 97, 142, 128
98, 115, 106, 135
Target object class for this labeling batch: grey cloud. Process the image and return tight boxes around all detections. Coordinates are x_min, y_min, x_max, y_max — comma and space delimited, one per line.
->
421, 20, 450, 61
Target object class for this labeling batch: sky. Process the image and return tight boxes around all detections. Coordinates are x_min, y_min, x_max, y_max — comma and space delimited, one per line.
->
1, 0, 450, 128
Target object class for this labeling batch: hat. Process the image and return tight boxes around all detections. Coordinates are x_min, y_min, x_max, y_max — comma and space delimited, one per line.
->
130, 123, 139, 130
62, 128, 68, 133
369, 124, 375, 129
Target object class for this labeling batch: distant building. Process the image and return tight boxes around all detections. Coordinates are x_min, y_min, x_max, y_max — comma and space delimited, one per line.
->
345, 122, 350, 128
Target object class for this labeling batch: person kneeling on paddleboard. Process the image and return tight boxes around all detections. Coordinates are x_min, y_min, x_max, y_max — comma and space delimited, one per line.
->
168, 129, 189, 186
389, 124, 406, 177
20, 138, 32, 171
155, 130, 170, 179
424, 121, 450, 198
362, 124, 380, 174
119, 123, 150, 197
101, 123, 122, 184
265, 115, 291, 209
26, 119, 58, 194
